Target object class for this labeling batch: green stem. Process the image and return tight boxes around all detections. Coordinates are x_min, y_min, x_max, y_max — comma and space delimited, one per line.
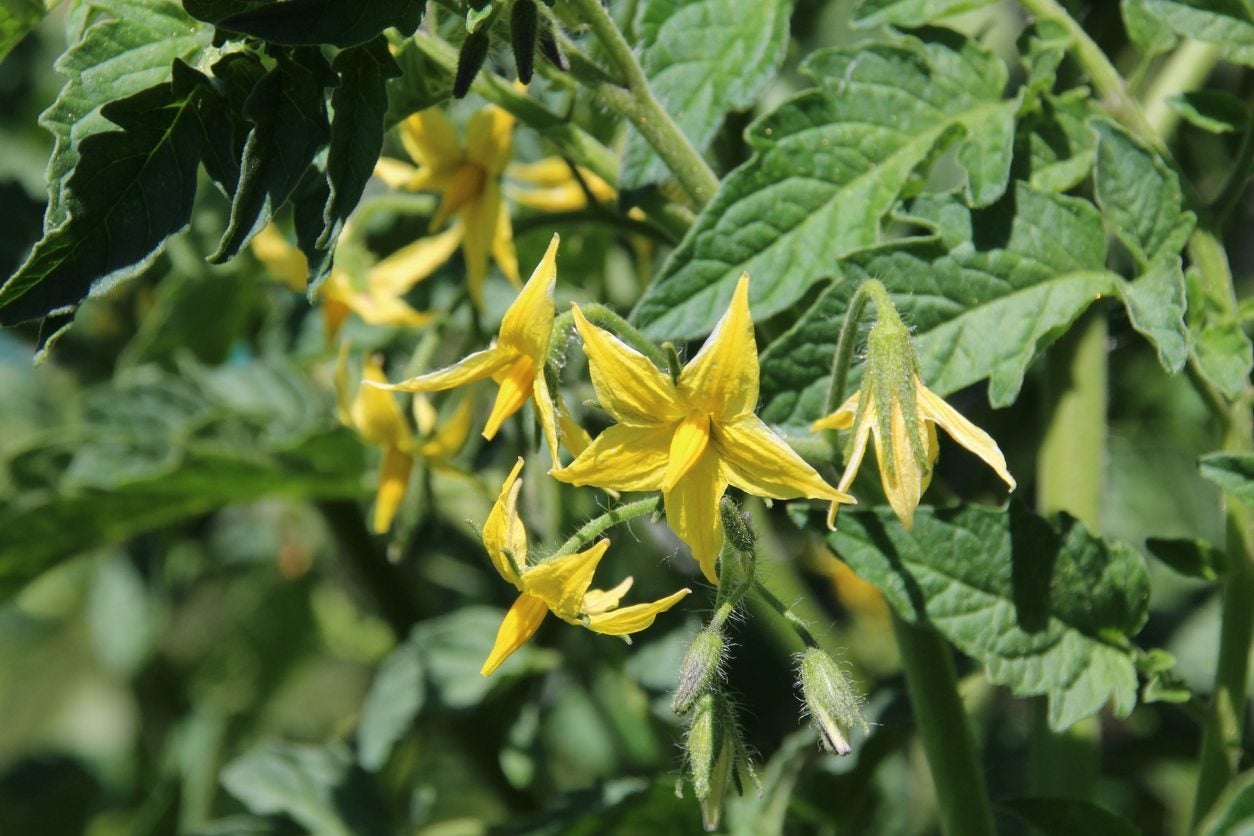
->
824, 279, 896, 415
549, 497, 659, 558
891, 612, 996, 836
750, 580, 819, 649
551, 302, 669, 371
564, 0, 720, 207
1142, 40, 1224, 139
513, 206, 677, 244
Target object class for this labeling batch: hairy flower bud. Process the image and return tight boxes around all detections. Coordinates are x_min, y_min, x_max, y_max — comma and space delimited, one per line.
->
798, 647, 866, 756
673, 627, 725, 716
685, 693, 733, 831
718, 496, 756, 555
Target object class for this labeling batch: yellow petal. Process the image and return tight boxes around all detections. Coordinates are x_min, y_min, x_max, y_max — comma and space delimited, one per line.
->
481, 592, 548, 676
533, 362, 561, 466
678, 273, 758, 420
372, 447, 413, 533
466, 105, 515, 176
322, 296, 351, 343
353, 356, 413, 450
557, 396, 594, 458
458, 176, 500, 308
507, 157, 580, 188
831, 404, 875, 528
483, 458, 527, 584
491, 196, 521, 287
367, 225, 465, 296
551, 423, 671, 492
506, 181, 590, 213
811, 391, 860, 432
522, 539, 610, 622
483, 356, 534, 440
717, 415, 851, 503
663, 447, 727, 584
347, 290, 438, 330
401, 108, 463, 171
586, 588, 691, 636
373, 157, 422, 189
582, 577, 633, 615
878, 398, 927, 531
498, 233, 557, 363
916, 382, 1017, 491
413, 394, 437, 437
251, 224, 308, 292
661, 411, 711, 492
384, 345, 514, 393
570, 304, 681, 425
419, 395, 474, 461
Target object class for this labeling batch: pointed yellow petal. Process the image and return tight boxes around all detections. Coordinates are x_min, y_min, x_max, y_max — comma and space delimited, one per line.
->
481, 593, 548, 676
506, 182, 588, 213
879, 399, 927, 531
372, 447, 413, 533
484, 458, 527, 584
533, 362, 561, 466
586, 588, 691, 635
466, 105, 515, 175
413, 394, 438, 437
322, 296, 351, 343
551, 423, 670, 492
522, 539, 610, 622
916, 382, 1017, 491
347, 290, 438, 330
384, 345, 514, 393
419, 395, 474, 461
582, 577, 633, 615
401, 108, 463, 170
507, 157, 579, 188
920, 418, 940, 496
678, 273, 758, 420
811, 392, 860, 432
717, 415, 851, 504
251, 224, 308, 292
353, 356, 413, 450
557, 396, 594, 458
368, 225, 464, 296
491, 197, 521, 287
373, 157, 422, 189
661, 411, 711, 492
830, 405, 874, 528
483, 356, 534, 440
458, 178, 500, 308
499, 233, 557, 362
663, 447, 727, 584
570, 304, 681, 425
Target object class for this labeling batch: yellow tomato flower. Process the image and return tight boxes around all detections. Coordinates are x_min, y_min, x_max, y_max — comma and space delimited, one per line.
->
335, 349, 472, 533
375, 104, 615, 308
811, 313, 1016, 531
551, 274, 855, 584
480, 459, 691, 676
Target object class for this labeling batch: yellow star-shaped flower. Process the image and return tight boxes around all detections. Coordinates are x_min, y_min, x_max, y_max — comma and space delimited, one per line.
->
480, 459, 691, 676
551, 274, 855, 583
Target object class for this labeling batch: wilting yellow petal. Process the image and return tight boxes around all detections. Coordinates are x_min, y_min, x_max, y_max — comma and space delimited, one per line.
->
483, 356, 534, 440
419, 396, 474, 462
373, 156, 422, 189
552, 423, 671, 492
498, 234, 557, 363
663, 447, 727, 584
570, 304, 680, 425
831, 404, 874, 527
251, 224, 308, 292
401, 108, 463, 171
678, 273, 758, 420
661, 412, 711, 492
585, 588, 691, 635
384, 345, 514, 393
879, 398, 928, 531
465, 105, 515, 176
582, 577, 633, 615
483, 458, 527, 584
522, 539, 610, 622
491, 197, 521, 287
481, 592, 548, 676
367, 224, 465, 296
372, 447, 413, 533
717, 415, 851, 504
915, 382, 1017, 491
811, 391, 860, 432
353, 356, 413, 451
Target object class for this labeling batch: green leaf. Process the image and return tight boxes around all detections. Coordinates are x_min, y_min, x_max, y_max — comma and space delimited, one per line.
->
1193, 318, 1254, 400
760, 185, 1114, 425
38, 0, 211, 230
1138, 0, 1254, 66
184, 0, 425, 48
210, 49, 333, 263
1123, 0, 1179, 56
620, 0, 793, 189
413, 607, 553, 708
0, 0, 50, 62
357, 637, 425, 771
827, 503, 1149, 730
1000, 798, 1141, 836
0, 66, 211, 326
1092, 118, 1196, 267
1022, 91, 1098, 193
198, 50, 268, 197
1169, 90, 1251, 133
1116, 256, 1190, 373
384, 36, 454, 128
1146, 536, 1230, 580
852, 0, 998, 27
634, 31, 1019, 340
1199, 452, 1254, 503
317, 37, 400, 250
1197, 769, 1254, 836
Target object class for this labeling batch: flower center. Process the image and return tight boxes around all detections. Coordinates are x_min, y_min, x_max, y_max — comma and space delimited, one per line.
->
661, 411, 712, 491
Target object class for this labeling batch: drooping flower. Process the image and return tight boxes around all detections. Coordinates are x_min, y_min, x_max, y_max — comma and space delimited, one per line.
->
551, 274, 855, 583
480, 459, 691, 676
810, 294, 1016, 530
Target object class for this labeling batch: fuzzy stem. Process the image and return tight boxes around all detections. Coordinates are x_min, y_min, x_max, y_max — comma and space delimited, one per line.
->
824, 280, 893, 416
551, 303, 669, 371
548, 497, 659, 558
750, 580, 819, 649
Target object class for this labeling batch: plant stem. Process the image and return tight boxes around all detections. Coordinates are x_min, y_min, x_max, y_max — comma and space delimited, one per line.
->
891, 612, 996, 836
318, 500, 421, 637
565, 0, 720, 207
750, 579, 819, 649
548, 496, 659, 558
551, 302, 669, 371
1142, 39, 1223, 139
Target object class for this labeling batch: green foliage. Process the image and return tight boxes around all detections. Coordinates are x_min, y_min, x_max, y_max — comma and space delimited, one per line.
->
1199, 452, 1254, 503
1000, 797, 1141, 836
182, 0, 424, 47
851, 0, 998, 26
1197, 770, 1254, 836
1138, 0, 1254, 65
0, 0, 51, 62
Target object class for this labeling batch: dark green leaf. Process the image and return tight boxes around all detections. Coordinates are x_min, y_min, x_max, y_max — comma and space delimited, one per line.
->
1146, 536, 1230, 580
184, 0, 424, 48
1199, 452, 1254, 503
413, 607, 553, 708
293, 162, 336, 293
357, 637, 425, 771
634, 32, 1019, 339
1194, 318, 1254, 400
1116, 256, 1190, 373
385, 37, 454, 128
1000, 797, 1141, 836
1197, 769, 1254, 836
0, 0, 49, 62
0, 69, 210, 325
1123, 0, 1179, 56
198, 50, 268, 196
827, 503, 1149, 730
852, 0, 998, 26
1138, 0, 1254, 66
1169, 90, 1251, 133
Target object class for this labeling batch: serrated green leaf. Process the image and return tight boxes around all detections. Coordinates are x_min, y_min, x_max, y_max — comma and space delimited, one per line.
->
760, 185, 1114, 425
184, 0, 425, 48
384, 35, 454, 128
1169, 90, 1251, 133
1200, 452, 1254, 502
1000, 797, 1141, 836
38, 0, 211, 230
828, 503, 1149, 730
1197, 770, 1254, 836
1146, 536, 1229, 580
0, 0, 50, 62
1138, 0, 1254, 66
357, 637, 424, 771
211, 49, 332, 263
198, 50, 267, 197
1124, 0, 1179, 56
1194, 318, 1254, 400
634, 32, 1019, 339
1117, 256, 1190, 372
620, 0, 792, 189
852, 0, 998, 26
0, 68, 211, 326
1022, 92, 1098, 193
1092, 118, 1196, 267
293, 161, 336, 292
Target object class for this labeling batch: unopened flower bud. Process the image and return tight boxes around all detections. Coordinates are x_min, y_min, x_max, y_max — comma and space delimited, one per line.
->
798, 647, 866, 756
685, 693, 734, 831
673, 627, 725, 715
719, 496, 756, 554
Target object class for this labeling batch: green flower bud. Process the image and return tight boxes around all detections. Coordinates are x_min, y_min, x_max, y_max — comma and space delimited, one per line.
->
685, 693, 732, 831
718, 496, 756, 555
454, 29, 491, 99
673, 627, 725, 716
510, 0, 538, 83
798, 647, 866, 756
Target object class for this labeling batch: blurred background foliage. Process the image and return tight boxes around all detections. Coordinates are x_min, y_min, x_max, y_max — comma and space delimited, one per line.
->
0, 0, 1251, 834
